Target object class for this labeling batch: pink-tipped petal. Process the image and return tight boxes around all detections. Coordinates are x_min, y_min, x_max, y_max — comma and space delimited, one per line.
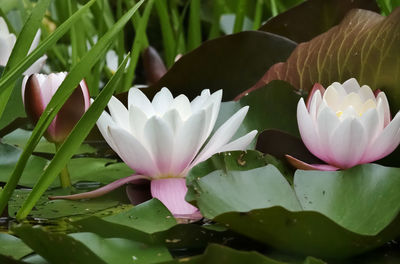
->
80, 79, 90, 111
376, 92, 391, 126
49, 174, 150, 200
297, 98, 322, 159
285, 155, 339, 171
150, 178, 200, 218
362, 112, 400, 163
306, 83, 325, 110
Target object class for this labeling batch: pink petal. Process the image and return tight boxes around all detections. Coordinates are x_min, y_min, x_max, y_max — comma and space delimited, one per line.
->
150, 178, 201, 219
285, 155, 339, 171
49, 174, 150, 200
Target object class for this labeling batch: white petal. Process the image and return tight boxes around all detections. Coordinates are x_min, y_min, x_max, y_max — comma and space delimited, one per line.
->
376, 92, 391, 126
171, 94, 192, 120
342, 78, 360, 93
23, 55, 47, 75
362, 112, 400, 163
341, 93, 362, 113
359, 108, 380, 142
329, 118, 368, 168
106, 50, 118, 72
108, 96, 129, 131
323, 85, 340, 111
297, 98, 322, 158
152, 87, 173, 115
143, 116, 174, 175
0, 34, 15, 66
171, 110, 208, 175
128, 88, 155, 116
162, 108, 183, 134
358, 85, 375, 102
217, 130, 258, 153
192, 106, 249, 165
309, 90, 322, 122
191, 89, 211, 112
28, 30, 41, 54
316, 106, 339, 163
129, 105, 148, 139
205, 90, 222, 136
108, 125, 159, 176
96, 111, 117, 150
0, 17, 9, 34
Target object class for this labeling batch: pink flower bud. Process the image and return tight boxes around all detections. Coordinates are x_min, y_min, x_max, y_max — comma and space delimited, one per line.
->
22, 72, 90, 143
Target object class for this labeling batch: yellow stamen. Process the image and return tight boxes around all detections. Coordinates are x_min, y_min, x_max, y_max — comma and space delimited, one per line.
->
336, 111, 343, 117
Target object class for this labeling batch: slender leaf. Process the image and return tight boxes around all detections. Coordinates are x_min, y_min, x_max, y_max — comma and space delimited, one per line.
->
155, 0, 175, 66
0, 0, 50, 120
233, 0, 247, 33
121, 0, 154, 93
188, 0, 201, 51
16, 56, 130, 219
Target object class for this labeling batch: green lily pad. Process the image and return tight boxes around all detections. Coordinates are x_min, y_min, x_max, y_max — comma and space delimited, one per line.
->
8, 188, 128, 219
259, 0, 379, 43
0, 143, 49, 187
150, 31, 297, 100
254, 8, 400, 110
187, 162, 400, 258
2, 128, 96, 154
0, 233, 33, 260
0, 142, 132, 188
69, 232, 172, 264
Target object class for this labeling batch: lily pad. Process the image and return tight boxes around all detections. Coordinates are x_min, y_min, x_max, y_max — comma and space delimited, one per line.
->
8, 188, 128, 219
259, 0, 379, 43
249, 8, 400, 110
187, 162, 400, 258
0, 143, 133, 188
150, 31, 297, 100
2, 128, 96, 154
0, 233, 33, 260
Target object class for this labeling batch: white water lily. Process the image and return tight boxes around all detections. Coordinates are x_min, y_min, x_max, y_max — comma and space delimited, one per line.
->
52, 87, 257, 219
295, 78, 400, 170
0, 17, 46, 75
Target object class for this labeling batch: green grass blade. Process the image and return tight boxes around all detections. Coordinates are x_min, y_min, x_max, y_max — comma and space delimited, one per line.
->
187, 0, 201, 51
121, 0, 154, 93
16, 56, 130, 220
208, 0, 222, 40
0, 0, 97, 100
0, 0, 51, 121
0, 0, 144, 215
155, 0, 175, 66
253, 0, 263, 30
269, 0, 278, 17
125, 0, 150, 47
233, 0, 247, 33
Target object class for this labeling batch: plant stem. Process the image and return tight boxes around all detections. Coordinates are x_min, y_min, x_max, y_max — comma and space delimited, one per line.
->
55, 143, 71, 188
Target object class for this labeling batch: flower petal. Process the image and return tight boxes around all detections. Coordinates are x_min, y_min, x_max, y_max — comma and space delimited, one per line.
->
171, 109, 208, 175
362, 112, 400, 163
108, 96, 129, 131
96, 110, 117, 150
192, 106, 249, 165
49, 174, 150, 200
129, 105, 148, 139
358, 85, 375, 102
143, 116, 174, 175
376, 92, 391, 126
162, 108, 183, 134
306, 83, 325, 110
342, 78, 360, 93
152, 87, 173, 115
316, 106, 339, 163
297, 98, 322, 159
0, 17, 9, 34
0, 34, 15, 66
285, 155, 339, 171
150, 178, 199, 217
329, 118, 368, 168
128, 88, 155, 116
171, 94, 192, 120
108, 125, 159, 176
217, 130, 258, 153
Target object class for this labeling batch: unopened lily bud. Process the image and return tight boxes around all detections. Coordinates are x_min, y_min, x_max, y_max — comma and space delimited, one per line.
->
22, 72, 90, 143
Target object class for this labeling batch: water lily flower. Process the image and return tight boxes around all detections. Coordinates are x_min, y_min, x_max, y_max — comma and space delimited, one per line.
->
0, 17, 47, 75
52, 87, 257, 219
22, 72, 90, 143
290, 78, 400, 171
